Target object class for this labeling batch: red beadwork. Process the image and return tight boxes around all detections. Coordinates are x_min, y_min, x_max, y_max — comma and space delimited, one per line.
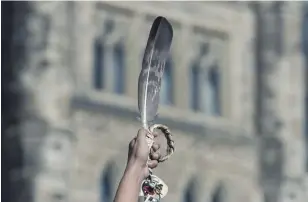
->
143, 185, 155, 195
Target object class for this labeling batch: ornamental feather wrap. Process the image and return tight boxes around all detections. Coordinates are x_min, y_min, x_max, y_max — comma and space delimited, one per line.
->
137, 16, 173, 128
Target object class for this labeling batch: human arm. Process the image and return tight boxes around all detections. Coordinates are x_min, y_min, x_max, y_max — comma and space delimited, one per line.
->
113, 129, 161, 202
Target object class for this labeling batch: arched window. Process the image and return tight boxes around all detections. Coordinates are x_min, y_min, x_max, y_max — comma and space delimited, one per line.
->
189, 42, 221, 116
160, 58, 174, 105
93, 19, 114, 91
93, 19, 126, 95
212, 188, 222, 202
183, 178, 197, 202
113, 42, 125, 94
101, 170, 112, 202
211, 183, 226, 202
93, 39, 105, 90
184, 186, 194, 202
100, 163, 117, 202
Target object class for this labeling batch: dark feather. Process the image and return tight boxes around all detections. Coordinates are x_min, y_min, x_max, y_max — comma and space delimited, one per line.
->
137, 16, 173, 128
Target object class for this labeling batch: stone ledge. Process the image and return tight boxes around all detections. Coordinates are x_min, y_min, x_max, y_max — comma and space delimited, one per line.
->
96, 1, 236, 33
71, 94, 257, 148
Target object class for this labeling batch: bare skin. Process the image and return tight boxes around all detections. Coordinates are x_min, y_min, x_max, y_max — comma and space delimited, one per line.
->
114, 129, 161, 202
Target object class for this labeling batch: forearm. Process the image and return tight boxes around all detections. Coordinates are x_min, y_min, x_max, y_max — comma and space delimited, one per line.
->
114, 164, 144, 202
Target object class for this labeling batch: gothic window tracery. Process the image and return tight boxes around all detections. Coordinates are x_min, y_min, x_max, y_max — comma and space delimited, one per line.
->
93, 17, 127, 95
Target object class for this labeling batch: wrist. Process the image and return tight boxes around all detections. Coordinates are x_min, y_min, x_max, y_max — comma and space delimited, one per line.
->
124, 161, 146, 184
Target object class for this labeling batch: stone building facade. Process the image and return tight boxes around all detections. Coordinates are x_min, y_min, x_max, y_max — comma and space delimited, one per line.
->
2, 1, 307, 202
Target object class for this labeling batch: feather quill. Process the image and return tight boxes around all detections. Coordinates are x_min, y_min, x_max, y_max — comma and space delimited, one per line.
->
138, 16, 173, 128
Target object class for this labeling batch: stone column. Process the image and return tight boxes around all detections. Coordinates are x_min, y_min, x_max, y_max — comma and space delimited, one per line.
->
173, 23, 193, 110
255, 2, 307, 202
13, 2, 75, 202
278, 3, 306, 202
254, 2, 285, 202
73, 1, 95, 94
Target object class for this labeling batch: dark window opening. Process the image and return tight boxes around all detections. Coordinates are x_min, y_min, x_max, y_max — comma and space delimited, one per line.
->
211, 184, 225, 202
113, 42, 125, 94
189, 42, 221, 116
100, 162, 117, 202
207, 66, 221, 116
190, 63, 200, 111
183, 178, 196, 202
101, 169, 112, 202
93, 39, 104, 90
